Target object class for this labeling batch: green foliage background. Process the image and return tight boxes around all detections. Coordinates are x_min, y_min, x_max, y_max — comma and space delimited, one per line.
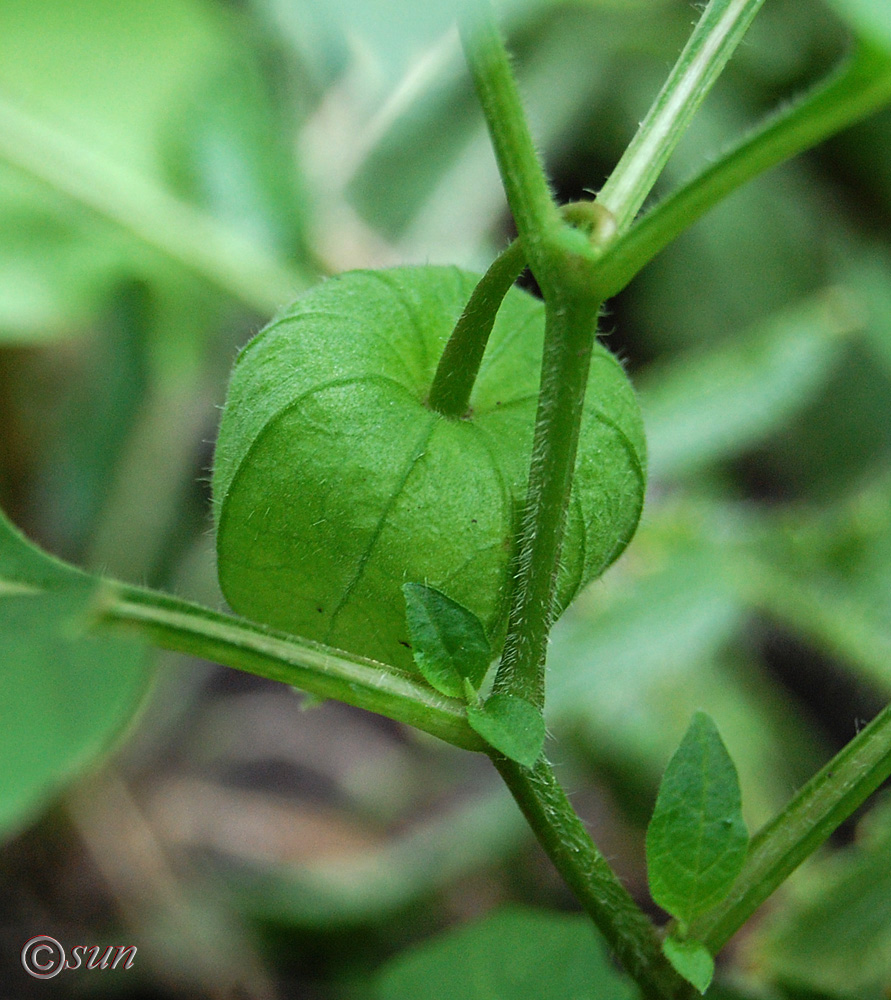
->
1, 0, 890, 996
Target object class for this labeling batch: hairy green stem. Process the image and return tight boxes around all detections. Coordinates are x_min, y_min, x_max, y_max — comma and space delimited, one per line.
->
597, 43, 891, 298
494, 755, 692, 999
427, 239, 526, 418
458, 1, 563, 273
596, 0, 767, 233
458, 14, 676, 993
0, 93, 304, 314
95, 582, 485, 751
687, 696, 891, 952
493, 290, 602, 709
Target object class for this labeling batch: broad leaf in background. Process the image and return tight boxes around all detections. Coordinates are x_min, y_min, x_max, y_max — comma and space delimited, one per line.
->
0, 588, 149, 837
0, 498, 82, 590
403, 583, 491, 698
466, 694, 545, 768
0, 507, 150, 836
826, 0, 891, 51
0, 0, 291, 340
640, 289, 856, 479
375, 905, 639, 1000
646, 712, 748, 925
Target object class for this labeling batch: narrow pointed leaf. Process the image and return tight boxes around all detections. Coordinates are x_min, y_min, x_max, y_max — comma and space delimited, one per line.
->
646, 711, 748, 923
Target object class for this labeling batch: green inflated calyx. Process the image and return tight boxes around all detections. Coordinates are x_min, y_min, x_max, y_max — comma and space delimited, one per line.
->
213, 266, 645, 673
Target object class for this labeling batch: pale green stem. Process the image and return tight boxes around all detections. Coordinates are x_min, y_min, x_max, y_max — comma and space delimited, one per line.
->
596, 43, 891, 298
95, 582, 485, 751
596, 0, 767, 233
458, 1, 563, 274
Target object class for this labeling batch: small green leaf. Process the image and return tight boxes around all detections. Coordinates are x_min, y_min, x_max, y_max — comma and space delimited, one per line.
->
466, 694, 545, 768
662, 936, 714, 995
402, 583, 491, 698
646, 711, 748, 924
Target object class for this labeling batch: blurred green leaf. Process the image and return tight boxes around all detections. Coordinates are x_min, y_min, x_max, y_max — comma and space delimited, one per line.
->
640, 290, 857, 479
0, 499, 81, 590
749, 474, 891, 693
826, 0, 891, 52
548, 507, 826, 828
756, 338, 891, 497
0, 506, 151, 835
840, 248, 891, 379
0, 171, 133, 338
0, 587, 149, 837
375, 905, 639, 1000
646, 712, 748, 925
754, 797, 891, 999
40, 284, 151, 558
0, 0, 298, 336
160, 50, 310, 263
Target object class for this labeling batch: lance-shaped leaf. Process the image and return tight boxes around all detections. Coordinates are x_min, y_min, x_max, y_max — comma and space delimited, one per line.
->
646, 711, 748, 924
